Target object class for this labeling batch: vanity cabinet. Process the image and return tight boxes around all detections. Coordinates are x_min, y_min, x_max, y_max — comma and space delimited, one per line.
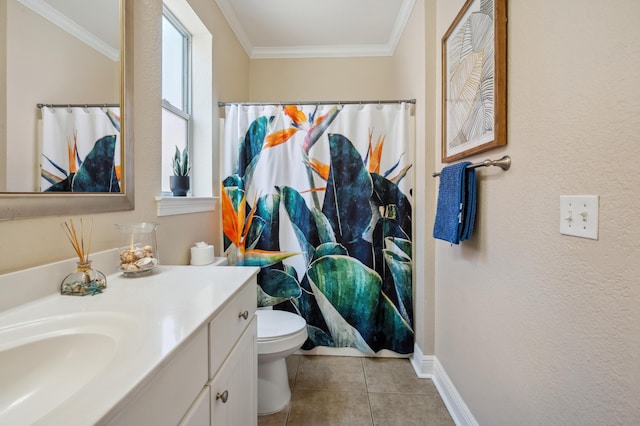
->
209, 316, 257, 425
105, 273, 257, 426
207, 280, 257, 425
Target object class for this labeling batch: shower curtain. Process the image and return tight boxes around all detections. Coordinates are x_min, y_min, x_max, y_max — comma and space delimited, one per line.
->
40, 106, 120, 192
221, 103, 414, 354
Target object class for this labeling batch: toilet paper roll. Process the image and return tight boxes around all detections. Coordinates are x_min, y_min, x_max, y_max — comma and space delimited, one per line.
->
190, 242, 215, 266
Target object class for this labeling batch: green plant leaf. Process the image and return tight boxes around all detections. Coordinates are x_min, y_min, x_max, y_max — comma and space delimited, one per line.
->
257, 268, 302, 307
370, 173, 412, 239
242, 250, 299, 268
311, 207, 336, 244
376, 291, 414, 353
384, 236, 412, 259
280, 186, 319, 264
383, 238, 412, 326
307, 255, 380, 345
245, 216, 266, 250
309, 279, 374, 354
238, 116, 269, 177
322, 134, 373, 244
172, 146, 189, 176
313, 242, 348, 260
304, 324, 335, 349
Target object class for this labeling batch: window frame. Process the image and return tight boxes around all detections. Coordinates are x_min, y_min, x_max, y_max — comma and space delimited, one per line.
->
161, 6, 193, 195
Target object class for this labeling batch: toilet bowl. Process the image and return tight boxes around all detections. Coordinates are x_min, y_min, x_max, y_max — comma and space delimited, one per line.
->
256, 309, 307, 415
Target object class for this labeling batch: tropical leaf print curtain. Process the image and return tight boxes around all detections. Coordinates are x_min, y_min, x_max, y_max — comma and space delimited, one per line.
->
221, 103, 414, 354
40, 107, 121, 192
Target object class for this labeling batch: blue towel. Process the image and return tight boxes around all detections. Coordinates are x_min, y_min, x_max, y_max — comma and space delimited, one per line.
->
433, 162, 471, 244
459, 168, 477, 241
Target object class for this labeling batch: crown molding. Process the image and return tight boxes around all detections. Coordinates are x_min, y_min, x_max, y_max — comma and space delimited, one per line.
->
16, 0, 119, 61
215, 0, 416, 59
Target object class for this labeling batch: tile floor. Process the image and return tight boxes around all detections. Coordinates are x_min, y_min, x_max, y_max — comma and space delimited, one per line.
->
258, 355, 455, 426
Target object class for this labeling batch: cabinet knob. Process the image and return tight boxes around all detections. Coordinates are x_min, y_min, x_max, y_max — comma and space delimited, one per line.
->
238, 310, 249, 320
216, 390, 229, 403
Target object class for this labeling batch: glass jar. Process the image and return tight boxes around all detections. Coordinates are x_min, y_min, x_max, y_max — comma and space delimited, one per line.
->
115, 222, 159, 276
61, 261, 107, 296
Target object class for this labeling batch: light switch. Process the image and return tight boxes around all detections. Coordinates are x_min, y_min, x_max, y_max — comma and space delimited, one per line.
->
559, 195, 599, 240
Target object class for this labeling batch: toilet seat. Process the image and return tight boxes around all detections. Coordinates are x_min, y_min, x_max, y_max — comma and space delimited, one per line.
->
256, 310, 307, 356
256, 310, 306, 341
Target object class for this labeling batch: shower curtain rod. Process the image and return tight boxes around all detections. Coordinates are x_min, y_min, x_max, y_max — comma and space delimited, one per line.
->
217, 99, 416, 107
37, 103, 119, 109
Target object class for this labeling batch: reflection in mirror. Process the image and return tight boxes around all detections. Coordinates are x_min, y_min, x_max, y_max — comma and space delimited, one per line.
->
0, 0, 134, 220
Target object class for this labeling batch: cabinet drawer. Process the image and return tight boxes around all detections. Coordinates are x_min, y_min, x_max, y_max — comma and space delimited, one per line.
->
209, 278, 256, 378
107, 327, 208, 426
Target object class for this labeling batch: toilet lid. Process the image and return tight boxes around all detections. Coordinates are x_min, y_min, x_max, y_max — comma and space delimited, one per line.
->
256, 310, 306, 340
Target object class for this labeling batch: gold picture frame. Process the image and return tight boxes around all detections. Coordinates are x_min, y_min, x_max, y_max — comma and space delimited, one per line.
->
442, 0, 507, 162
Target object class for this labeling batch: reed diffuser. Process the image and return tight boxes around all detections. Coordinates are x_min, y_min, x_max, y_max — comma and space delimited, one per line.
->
60, 218, 107, 296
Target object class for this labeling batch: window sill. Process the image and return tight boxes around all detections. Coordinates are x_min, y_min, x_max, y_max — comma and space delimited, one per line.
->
155, 196, 219, 217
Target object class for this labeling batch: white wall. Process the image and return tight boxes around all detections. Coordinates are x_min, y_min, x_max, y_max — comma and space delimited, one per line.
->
433, 0, 640, 424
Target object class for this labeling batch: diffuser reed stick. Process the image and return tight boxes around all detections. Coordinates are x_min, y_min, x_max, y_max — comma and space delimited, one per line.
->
61, 218, 94, 263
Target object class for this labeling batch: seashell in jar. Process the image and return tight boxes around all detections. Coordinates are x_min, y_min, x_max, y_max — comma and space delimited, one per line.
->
143, 245, 154, 256
124, 263, 139, 271
135, 257, 157, 269
121, 251, 136, 264
134, 249, 145, 259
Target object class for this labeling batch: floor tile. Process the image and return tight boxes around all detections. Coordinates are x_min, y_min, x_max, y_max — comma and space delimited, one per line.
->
363, 357, 438, 395
286, 355, 301, 389
287, 390, 373, 426
295, 356, 366, 392
368, 392, 455, 426
258, 404, 289, 426
257, 355, 455, 425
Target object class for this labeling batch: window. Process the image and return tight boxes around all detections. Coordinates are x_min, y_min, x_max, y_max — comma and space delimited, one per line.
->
162, 8, 191, 194
156, 0, 214, 215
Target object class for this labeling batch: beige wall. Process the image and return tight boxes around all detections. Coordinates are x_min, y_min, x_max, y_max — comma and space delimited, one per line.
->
249, 56, 396, 101
434, 0, 640, 424
392, 0, 434, 355
0, 0, 6, 192
3, 0, 639, 422
0, 0, 248, 275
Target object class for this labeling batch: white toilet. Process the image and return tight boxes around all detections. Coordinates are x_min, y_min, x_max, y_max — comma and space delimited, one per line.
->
256, 309, 307, 415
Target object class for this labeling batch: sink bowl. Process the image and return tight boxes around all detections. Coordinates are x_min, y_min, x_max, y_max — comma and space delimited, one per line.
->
0, 312, 137, 425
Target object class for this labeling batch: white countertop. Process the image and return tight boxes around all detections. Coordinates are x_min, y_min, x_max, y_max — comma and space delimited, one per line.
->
0, 264, 259, 425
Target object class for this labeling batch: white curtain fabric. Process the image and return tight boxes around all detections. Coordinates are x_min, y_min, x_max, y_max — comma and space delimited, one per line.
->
222, 103, 413, 204
40, 106, 120, 191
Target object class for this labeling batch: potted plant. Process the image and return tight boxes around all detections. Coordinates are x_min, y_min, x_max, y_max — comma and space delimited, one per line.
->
170, 146, 190, 196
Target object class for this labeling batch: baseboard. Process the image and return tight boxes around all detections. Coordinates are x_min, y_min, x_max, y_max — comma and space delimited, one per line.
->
410, 343, 434, 378
411, 344, 478, 426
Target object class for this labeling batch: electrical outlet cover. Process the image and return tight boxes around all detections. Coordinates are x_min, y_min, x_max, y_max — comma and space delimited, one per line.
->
560, 195, 599, 240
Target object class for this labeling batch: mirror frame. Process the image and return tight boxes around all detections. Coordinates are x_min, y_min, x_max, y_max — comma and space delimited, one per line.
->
0, 0, 134, 221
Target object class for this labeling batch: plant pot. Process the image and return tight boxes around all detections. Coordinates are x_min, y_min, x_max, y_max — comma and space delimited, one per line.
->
170, 175, 190, 196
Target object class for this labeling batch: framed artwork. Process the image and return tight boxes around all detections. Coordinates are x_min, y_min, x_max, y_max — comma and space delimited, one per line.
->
441, 0, 507, 162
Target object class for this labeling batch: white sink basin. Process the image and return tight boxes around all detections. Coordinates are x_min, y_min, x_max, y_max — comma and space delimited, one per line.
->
0, 312, 138, 425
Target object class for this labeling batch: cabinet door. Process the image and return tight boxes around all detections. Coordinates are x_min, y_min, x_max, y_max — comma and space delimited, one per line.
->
210, 316, 257, 426
179, 386, 210, 426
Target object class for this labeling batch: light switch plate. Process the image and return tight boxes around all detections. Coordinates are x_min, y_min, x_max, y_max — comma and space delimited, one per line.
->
560, 195, 599, 240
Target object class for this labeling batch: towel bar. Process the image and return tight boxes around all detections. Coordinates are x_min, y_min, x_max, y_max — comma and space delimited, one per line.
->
432, 155, 511, 177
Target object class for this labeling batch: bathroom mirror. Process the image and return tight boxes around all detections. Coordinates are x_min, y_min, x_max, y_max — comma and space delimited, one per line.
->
0, 0, 134, 220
